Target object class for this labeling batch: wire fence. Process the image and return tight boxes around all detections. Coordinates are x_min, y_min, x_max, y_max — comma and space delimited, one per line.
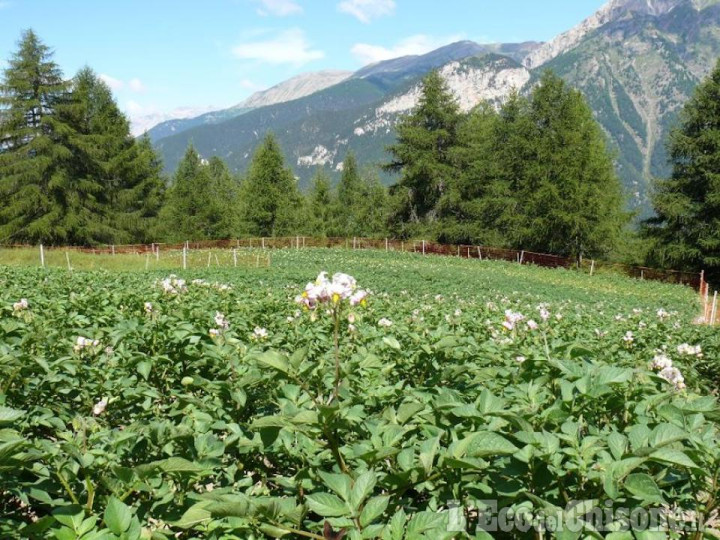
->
3, 236, 715, 322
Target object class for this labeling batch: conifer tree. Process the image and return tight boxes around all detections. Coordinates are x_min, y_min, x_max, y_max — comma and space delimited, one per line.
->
308, 169, 333, 237
157, 144, 213, 241
334, 152, 364, 236
241, 133, 301, 236
644, 59, 720, 279
357, 171, 389, 237
519, 71, 626, 260
385, 70, 461, 228
0, 29, 79, 244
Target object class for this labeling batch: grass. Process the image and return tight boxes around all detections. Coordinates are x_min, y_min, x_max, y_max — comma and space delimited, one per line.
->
0, 247, 270, 272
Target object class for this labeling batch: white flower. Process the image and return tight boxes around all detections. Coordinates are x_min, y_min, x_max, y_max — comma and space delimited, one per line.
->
502, 320, 515, 331
209, 328, 220, 337
454, 309, 462, 317
623, 331, 634, 344
595, 329, 607, 338
144, 302, 153, 314
92, 398, 108, 416
435, 294, 444, 302
348, 313, 356, 324
515, 356, 526, 364
12, 298, 29, 311
252, 327, 268, 340
348, 324, 357, 333
159, 275, 187, 294
74, 336, 99, 352
555, 313, 563, 321
657, 308, 669, 320
677, 343, 702, 357
378, 318, 393, 328
527, 320, 539, 331
539, 307, 550, 321
659, 366, 686, 390
214, 312, 229, 330
503, 310, 524, 330
350, 289, 368, 306
650, 353, 673, 371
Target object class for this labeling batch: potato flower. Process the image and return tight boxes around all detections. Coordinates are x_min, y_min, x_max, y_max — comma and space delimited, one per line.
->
659, 366, 686, 390
252, 327, 269, 340
13, 298, 29, 311
93, 398, 108, 416
378, 318, 393, 327
296, 272, 367, 309
74, 336, 100, 352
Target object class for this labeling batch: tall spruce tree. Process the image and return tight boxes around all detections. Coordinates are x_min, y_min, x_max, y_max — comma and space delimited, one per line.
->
0, 29, 80, 244
644, 59, 720, 279
65, 68, 164, 243
519, 71, 627, 260
157, 144, 212, 241
334, 152, 364, 236
240, 133, 301, 236
385, 70, 461, 228
308, 169, 333, 237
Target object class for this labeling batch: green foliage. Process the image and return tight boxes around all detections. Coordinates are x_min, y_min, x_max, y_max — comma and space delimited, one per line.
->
0, 249, 718, 539
0, 31, 164, 245
240, 133, 302, 237
156, 146, 240, 242
385, 70, 461, 227
307, 169, 334, 237
644, 59, 720, 281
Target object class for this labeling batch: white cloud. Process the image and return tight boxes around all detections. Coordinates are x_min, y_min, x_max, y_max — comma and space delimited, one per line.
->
123, 101, 218, 136
128, 78, 145, 92
232, 28, 324, 65
351, 33, 465, 65
99, 73, 124, 90
338, 0, 394, 23
254, 0, 302, 16
100, 74, 145, 93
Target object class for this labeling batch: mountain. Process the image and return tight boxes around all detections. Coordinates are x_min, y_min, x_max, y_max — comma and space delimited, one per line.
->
151, 0, 720, 215
143, 70, 352, 142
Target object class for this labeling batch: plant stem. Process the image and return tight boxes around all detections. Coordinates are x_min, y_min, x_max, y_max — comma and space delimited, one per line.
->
333, 306, 341, 399
56, 469, 80, 505
269, 522, 325, 539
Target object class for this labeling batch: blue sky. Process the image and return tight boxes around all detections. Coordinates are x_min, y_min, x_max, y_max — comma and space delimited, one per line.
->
0, 0, 607, 131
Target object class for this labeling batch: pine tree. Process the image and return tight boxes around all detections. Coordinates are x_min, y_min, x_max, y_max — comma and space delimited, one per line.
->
204, 156, 241, 239
157, 144, 212, 242
240, 133, 301, 236
519, 71, 627, 260
334, 152, 364, 236
64, 68, 164, 243
385, 70, 461, 228
0, 29, 80, 244
308, 169, 333, 237
357, 171, 389, 237
644, 59, 720, 279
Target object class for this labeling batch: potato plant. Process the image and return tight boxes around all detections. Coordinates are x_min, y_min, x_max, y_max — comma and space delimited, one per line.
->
0, 249, 719, 539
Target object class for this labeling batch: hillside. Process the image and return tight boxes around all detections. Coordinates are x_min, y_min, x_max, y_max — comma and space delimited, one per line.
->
150, 0, 720, 213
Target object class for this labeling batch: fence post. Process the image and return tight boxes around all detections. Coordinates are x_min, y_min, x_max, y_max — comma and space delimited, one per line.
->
262, 237, 265, 250
111, 244, 115, 256
39, 244, 45, 268
520, 250, 525, 264
590, 260, 595, 276
183, 246, 187, 270
477, 247, 482, 261
207, 252, 211, 268
296, 235, 300, 250
65, 252, 72, 272
712, 291, 718, 325
385, 238, 388, 251
422, 240, 426, 255
233, 249, 237, 267
156, 246, 159, 261
256, 254, 259, 268
353, 237, 357, 250
457, 246, 460, 257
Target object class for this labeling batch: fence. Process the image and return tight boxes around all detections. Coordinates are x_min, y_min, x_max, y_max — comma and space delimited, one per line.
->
2, 236, 713, 320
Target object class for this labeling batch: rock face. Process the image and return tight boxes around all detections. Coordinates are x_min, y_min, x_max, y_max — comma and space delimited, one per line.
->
151, 0, 720, 213
241, 70, 353, 108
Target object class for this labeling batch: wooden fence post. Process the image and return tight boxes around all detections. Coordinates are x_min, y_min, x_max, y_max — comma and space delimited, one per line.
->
40, 244, 45, 268
422, 240, 426, 255
590, 260, 595, 276
233, 249, 237, 267
520, 250, 525, 264
713, 291, 718, 325
182, 246, 187, 270
385, 238, 388, 251
262, 237, 265, 249
111, 245, 115, 256
207, 252, 212, 268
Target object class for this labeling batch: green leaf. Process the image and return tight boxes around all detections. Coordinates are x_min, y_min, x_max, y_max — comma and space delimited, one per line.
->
136, 361, 151, 380
104, 497, 132, 535
159, 457, 208, 473
172, 504, 212, 529
350, 471, 376, 509
419, 437, 440, 475
360, 495, 389, 527
0, 407, 24, 425
624, 473, 664, 504
305, 492, 350, 517
607, 432, 627, 460
382, 336, 401, 350
256, 350, 290, 374
648, 423, 687, 448
466, 431, 519, 457
318, 471, 351, 501
649, 448, 698, 469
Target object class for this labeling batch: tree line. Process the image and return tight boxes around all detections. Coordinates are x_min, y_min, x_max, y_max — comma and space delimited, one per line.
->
2, 30, 720, 280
